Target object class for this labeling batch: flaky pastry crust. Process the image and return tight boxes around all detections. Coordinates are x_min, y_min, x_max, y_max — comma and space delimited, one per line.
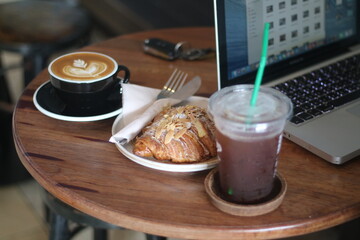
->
133, 105, 217, 163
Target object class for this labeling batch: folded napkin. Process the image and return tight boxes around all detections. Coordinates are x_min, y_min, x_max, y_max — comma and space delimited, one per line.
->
109, 83, 182, 144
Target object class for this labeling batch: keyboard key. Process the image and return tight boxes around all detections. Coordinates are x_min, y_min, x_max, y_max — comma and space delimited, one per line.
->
331, 89, 360, 107
307, 109, 322, 116
273, 53, 360, 125
293, 106, 304, 115
297, 112, 314, 121
300, 103, 313, 110
317, 104, 334, 112
290, 116, 304, 124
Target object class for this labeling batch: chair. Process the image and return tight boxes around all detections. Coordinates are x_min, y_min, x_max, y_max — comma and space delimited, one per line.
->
0, 0, 92, 86
44, 190, 167, 240
1, 2, 163, 239
0, 0, 91, 183
0, 56, 31, 184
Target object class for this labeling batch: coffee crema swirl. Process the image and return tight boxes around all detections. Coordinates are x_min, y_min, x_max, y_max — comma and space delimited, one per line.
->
50, 52, 116, 81
63, 59, 108, 78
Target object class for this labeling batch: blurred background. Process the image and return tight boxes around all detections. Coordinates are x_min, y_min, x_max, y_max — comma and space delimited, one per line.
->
0, 0, 213, 239
0, 1, 358, 240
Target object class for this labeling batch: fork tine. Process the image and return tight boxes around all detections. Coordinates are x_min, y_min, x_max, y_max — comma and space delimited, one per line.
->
163, 68, 179, 91
167, 70, 181, 93
170, 71, 188, 93
170, 71, 185, 93
177, 72, 188, 90
157, 68, 188, 99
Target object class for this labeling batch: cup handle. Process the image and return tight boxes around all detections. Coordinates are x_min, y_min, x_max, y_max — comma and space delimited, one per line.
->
117, 65, 130, 83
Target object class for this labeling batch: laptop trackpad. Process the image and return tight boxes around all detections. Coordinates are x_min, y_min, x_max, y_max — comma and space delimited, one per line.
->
347, 103, 360, 117
284, 102, 360, 163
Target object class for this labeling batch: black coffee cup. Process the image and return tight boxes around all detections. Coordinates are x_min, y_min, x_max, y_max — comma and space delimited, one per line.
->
48, 51, 130, 113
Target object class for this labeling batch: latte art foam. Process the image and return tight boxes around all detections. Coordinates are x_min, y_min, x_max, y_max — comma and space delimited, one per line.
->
63, 59, 108, 78
50, 52, 116, 81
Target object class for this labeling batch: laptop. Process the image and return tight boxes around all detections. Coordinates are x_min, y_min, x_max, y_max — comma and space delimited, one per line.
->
213, 0, 360, 164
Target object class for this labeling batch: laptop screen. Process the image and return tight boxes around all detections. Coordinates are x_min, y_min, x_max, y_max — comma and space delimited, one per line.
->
214, 0, 360, 88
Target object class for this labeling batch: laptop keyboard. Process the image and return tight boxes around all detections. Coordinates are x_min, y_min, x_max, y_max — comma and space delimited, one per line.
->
273, 53, 360, 125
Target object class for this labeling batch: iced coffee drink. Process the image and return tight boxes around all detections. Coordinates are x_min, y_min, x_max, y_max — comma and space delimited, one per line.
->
208, 85, 292, 204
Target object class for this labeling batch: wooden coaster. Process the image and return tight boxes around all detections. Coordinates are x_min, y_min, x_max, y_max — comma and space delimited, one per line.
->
204, 169, 287, 216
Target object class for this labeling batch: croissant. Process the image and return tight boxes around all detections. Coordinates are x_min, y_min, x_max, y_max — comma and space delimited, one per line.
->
133, 105, 217, 163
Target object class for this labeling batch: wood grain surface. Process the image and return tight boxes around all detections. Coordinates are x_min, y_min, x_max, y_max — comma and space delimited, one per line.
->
13, 27, 360, 240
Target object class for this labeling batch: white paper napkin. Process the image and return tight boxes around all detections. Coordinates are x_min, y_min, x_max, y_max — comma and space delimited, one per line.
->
109, 83, 182, 144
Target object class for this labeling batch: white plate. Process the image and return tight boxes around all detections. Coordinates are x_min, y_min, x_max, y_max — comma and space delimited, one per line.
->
111, 96, 219, 172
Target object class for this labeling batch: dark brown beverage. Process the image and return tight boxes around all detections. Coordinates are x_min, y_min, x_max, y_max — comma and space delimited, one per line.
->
209, 85, 292, 205
216, 130, 281, 204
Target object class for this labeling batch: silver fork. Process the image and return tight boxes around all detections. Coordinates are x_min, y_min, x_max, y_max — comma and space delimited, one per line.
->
157, 69, 188, 99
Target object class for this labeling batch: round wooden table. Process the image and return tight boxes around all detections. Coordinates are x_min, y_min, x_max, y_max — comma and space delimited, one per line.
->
13, 27, 360, 240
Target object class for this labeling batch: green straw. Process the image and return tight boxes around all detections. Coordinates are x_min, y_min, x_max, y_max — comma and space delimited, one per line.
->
250, 22, 270, 106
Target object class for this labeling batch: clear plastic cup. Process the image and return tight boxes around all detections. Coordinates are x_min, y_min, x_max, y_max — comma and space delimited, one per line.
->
208, 84, 292, 204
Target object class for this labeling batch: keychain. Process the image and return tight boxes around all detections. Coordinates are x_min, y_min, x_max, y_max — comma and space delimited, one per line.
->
143, 38, 215, 61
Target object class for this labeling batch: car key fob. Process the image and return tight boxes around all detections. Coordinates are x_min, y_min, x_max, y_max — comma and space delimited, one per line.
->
143, 38, 181, 61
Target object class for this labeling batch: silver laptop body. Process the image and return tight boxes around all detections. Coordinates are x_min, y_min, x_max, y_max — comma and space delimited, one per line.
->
213, 0, 360, 164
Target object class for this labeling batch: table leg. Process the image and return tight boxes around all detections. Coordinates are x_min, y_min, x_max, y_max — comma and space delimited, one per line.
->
49, 212, 71, 240
146, 234, 167, 240
0, 56, 12, 103
94, 228, 108, 240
